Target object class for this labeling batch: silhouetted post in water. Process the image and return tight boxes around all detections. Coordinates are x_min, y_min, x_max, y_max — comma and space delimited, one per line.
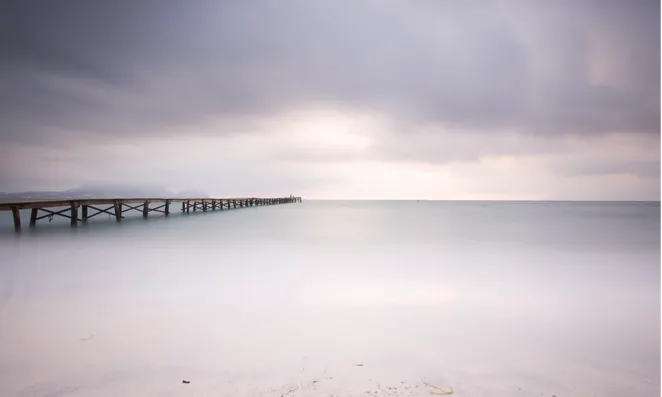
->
82, 205, 89, 222
30, 208, 38, 227
165, 200, 170, 216
70, 201, 79, 227
11, 206, 20, 232
113, 200, 122, 222
143, 201, 149, 218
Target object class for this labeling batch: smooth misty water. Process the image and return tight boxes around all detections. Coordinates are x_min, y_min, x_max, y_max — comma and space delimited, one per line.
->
0, 201, 659, 397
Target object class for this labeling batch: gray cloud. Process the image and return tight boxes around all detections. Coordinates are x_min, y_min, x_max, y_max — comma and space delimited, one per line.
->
1, 0, 658, 147
0, 0, 659, 200
563, 160, 661, 180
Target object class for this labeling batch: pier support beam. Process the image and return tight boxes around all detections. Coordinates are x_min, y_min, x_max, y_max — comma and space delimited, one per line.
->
114, 200, 122, 222
11, 206, 20, 232
70, 202, 79, 227
30, 209, 38, 227
165, 201, 171, 216
82, 205, 89, 222
143, 201, 149, 218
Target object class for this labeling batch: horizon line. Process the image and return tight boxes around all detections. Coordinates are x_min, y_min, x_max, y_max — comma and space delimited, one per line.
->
299, 198, 660, 202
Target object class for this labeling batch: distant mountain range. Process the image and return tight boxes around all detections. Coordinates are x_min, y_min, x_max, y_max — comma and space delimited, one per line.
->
0, 184, 210, 200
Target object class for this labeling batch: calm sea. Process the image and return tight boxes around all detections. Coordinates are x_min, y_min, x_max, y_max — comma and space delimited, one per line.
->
0, 200, 659, 396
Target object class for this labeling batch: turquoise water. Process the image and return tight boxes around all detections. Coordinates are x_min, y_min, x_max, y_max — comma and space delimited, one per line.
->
0, 201, 659, 396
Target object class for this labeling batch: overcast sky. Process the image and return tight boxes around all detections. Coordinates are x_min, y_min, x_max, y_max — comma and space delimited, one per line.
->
0, 0, 659, 199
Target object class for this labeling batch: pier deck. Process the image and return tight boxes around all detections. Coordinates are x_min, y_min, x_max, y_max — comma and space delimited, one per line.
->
0, 196, 302, 232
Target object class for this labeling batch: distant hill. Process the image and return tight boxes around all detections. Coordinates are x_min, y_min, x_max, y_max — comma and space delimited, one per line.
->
2, 184, 210, 200
173, 189, 210, 198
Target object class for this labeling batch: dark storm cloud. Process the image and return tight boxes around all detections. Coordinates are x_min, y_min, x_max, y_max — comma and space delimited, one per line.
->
0, 0, 659, 146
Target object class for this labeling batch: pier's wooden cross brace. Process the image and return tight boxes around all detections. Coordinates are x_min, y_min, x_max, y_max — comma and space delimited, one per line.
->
181, 200, 253, 213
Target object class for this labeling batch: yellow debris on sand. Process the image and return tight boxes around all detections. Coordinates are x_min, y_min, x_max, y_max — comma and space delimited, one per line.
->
422, 380, 453, 395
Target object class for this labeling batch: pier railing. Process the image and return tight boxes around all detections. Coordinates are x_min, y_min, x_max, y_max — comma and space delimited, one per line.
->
0, 196, 302, 232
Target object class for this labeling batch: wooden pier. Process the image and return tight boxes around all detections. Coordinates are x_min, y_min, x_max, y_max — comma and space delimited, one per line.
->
0, 196, 302, 233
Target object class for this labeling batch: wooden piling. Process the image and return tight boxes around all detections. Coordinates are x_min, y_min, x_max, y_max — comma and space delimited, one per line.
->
165, 200, 170, 216
11, 206, 20, 232
30, 208, 38, 227
142, 201, 149, 218
70, 201, 79, 227
82, 205, 89, 222
114, 200, 122, 222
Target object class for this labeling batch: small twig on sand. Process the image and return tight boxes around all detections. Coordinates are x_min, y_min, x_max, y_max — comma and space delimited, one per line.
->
422, 381, 453, 395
